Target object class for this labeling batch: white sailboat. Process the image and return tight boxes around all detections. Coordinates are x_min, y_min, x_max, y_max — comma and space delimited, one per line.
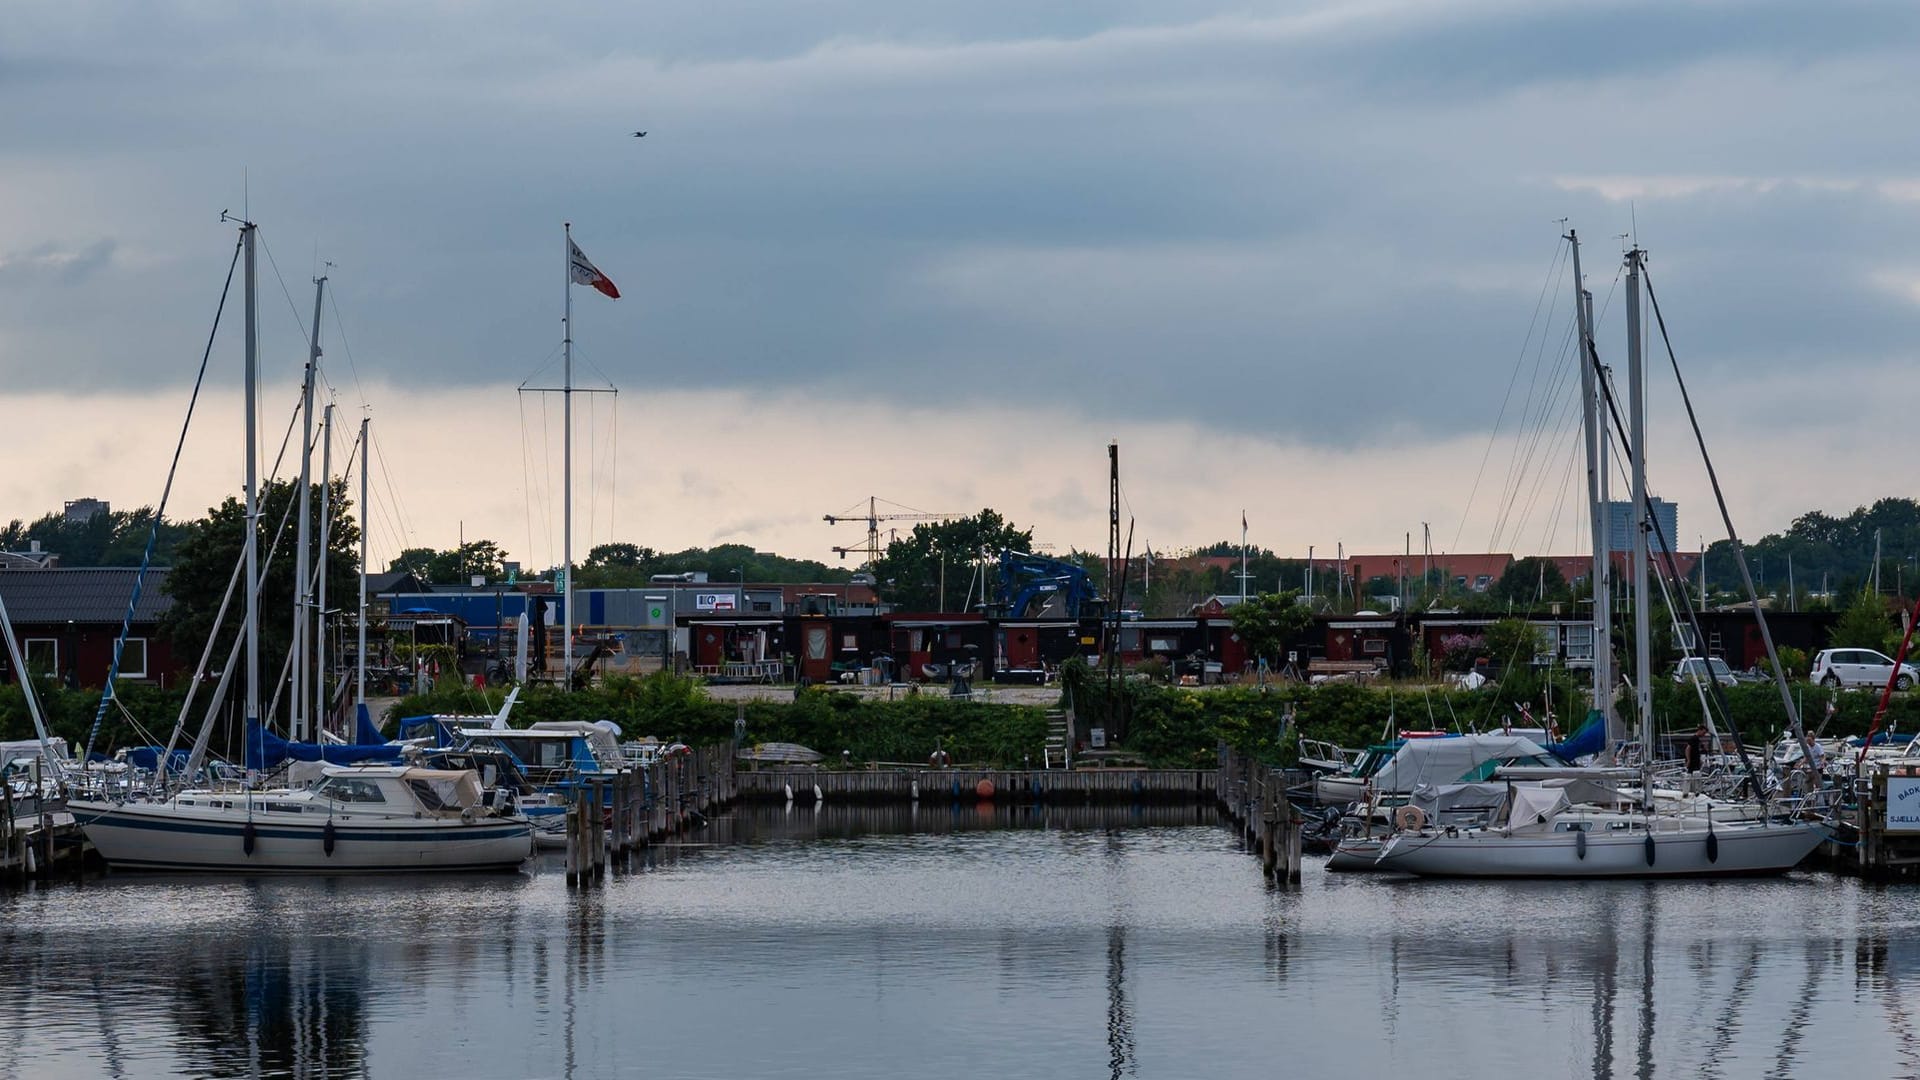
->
1373, 239, 1824, 879
73, 219, 533, 872
75, 766, 533, 872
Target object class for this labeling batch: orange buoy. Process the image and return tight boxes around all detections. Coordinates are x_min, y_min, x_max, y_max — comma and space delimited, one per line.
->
975, 779, 995, 800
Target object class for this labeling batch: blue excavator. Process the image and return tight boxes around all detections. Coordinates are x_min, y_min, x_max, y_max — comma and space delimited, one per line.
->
992, 550, 1104, 620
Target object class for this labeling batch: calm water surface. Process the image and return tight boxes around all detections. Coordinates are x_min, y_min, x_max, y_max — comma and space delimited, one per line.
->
4, 802, 1919, 1079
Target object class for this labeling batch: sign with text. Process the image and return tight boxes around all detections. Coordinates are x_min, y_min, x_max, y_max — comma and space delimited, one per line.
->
1888, 776, 1920, 831
696, 593, 738, 612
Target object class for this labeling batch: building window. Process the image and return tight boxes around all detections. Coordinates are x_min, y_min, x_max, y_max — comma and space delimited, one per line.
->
116, 638, 148, 679
1363, 638, 1387, 655
24, 639, 56, 674
840, 634, 858, 652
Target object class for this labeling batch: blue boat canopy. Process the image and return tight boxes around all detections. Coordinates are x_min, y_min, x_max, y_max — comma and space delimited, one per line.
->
245, 719, 405, 771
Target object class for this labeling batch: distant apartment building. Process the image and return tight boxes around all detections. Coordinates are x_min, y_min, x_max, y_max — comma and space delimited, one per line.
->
63, 497, 109, 523
1605, 498, 1678, 554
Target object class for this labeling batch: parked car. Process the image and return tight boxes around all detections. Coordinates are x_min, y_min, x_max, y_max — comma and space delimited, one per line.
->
1810, 648, 1917, 690
1672, 656, 1742, 687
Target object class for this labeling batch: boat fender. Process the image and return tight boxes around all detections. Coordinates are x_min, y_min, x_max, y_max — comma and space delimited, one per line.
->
1392, 805, 1427, 832
1575, 828, 1588, 860
813, 784, 824, 803
1644, 834, 1657, 867
243, 821, 257, 857
783, 784, 794, 802
1705, 827, 1719, 864
910, 779, 920, 801
323, 819, 337, 856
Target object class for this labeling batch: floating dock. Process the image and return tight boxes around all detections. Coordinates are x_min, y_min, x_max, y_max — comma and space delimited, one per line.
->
733, 766, 1217, 805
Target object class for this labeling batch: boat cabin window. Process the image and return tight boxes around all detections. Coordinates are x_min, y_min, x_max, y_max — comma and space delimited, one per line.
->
1553, 821, 1592, 832
409, 776, 473, 811
318, 777, 387, 804
495, 737, 573, 767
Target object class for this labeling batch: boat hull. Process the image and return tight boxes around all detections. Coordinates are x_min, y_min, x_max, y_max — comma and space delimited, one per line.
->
1374, 821, 1824, 878
70, 800, 534, 873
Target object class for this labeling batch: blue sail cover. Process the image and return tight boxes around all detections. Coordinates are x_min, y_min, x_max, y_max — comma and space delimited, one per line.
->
245, 719, 405, 771
125, 746, 192, 773
353, 703, 387, 746
1546, 711, 1608, 762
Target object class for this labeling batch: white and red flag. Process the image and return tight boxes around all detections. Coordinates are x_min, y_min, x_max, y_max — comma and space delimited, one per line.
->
568, 238, 620, 299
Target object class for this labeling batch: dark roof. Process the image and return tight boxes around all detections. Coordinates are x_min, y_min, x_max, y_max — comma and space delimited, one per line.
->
366, 571, 424, 595
0, 567, 174, 625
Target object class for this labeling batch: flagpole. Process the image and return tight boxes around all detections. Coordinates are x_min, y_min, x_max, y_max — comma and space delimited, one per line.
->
1240, 512, 1248, 602
562, 222, 574, 688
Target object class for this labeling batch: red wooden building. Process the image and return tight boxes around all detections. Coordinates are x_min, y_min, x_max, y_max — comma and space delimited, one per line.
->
0, 568, 180, 688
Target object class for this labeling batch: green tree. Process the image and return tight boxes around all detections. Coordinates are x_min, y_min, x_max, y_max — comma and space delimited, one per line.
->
388, 540, 508, 584
1493, 557, 1568, 606
1228, 590, 1313, 667
162, 479, 361, 693
1482, 617, 1543, 672
869, 510, 1034, 613
1831, 589, 1894, 654
0, 506, 192, 567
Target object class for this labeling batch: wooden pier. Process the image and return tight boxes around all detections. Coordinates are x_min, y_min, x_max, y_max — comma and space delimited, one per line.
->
567, 742, 739, 887
732, 766, 1217, 805
1815, 762, 1920, 881
1215, 746, 1303, 885
2, 761, 90, 885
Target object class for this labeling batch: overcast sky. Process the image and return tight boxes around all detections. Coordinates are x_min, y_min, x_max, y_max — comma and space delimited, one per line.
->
4, 1, 1917, 571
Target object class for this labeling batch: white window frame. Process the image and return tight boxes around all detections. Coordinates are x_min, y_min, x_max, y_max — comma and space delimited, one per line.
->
115, 637, 148, 679
23, 638, 56, 674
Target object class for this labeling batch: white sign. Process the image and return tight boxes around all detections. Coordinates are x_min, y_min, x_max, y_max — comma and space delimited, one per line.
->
696, 593, 738, 612
1090, 727, 1107, 749
1889, 777, 1920, 831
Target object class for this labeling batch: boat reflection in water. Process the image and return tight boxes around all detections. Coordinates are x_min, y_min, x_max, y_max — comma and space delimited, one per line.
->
6, 811, 1920, 1078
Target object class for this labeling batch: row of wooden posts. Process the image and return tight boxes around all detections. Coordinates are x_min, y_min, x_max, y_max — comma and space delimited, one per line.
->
566, 742, 738, 887
1, 760, 72, 885
1216, 745, 1303, 885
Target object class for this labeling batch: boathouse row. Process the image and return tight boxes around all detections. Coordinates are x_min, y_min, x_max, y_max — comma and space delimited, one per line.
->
0, 569, 1840, 690
378, 582, 1842, 687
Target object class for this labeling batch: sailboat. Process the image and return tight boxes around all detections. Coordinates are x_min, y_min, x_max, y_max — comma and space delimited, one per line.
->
1373, 238, 1825, 878
72, 219, 534, 873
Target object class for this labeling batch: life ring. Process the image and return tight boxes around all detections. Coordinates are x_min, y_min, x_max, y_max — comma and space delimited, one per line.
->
1392, 805, 1427, 831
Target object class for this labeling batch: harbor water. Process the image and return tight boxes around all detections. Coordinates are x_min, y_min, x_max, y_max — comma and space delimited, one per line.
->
4, 803, 1919, 1079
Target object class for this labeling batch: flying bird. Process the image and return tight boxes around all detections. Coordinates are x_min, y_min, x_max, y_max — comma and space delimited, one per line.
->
632, 131, 647, 138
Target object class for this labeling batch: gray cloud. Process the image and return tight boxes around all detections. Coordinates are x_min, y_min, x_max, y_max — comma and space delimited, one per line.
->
2, 0, 1917, 454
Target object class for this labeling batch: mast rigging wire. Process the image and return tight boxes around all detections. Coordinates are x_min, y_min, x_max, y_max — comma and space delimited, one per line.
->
84, 235, 241, 759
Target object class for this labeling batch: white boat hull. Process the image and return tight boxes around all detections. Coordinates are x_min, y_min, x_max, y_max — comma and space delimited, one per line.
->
1375, 819, 1824, 878
71, 799, 534, 873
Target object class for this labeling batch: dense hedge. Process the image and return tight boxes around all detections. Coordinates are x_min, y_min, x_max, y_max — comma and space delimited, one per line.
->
0, 681, 193, 752
389, 674, 1050, 768
9, 669, 1917, 770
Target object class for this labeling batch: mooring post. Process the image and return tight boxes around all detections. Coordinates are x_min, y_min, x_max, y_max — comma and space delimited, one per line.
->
564, 798, 581, 887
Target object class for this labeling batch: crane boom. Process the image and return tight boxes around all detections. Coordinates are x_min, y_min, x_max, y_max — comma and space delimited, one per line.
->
823, 495, 957, 565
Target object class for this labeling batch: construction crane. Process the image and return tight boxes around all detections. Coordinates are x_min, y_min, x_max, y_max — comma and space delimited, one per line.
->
824, 496, 955, 565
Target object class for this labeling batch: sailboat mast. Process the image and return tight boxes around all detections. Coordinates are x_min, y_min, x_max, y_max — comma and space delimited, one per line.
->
1625, 248, 1652, 759
1570, 230, 1615, 747
316, 401, 333, 735
243, 222, 262, 747
357, 414, 370, 709
294, 274, 324, 741
562, 223, 575, 687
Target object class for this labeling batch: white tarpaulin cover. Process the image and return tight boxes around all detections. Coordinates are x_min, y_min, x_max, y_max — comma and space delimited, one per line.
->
1369, 735, 1555, 793
1504, 784, 1573, 830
